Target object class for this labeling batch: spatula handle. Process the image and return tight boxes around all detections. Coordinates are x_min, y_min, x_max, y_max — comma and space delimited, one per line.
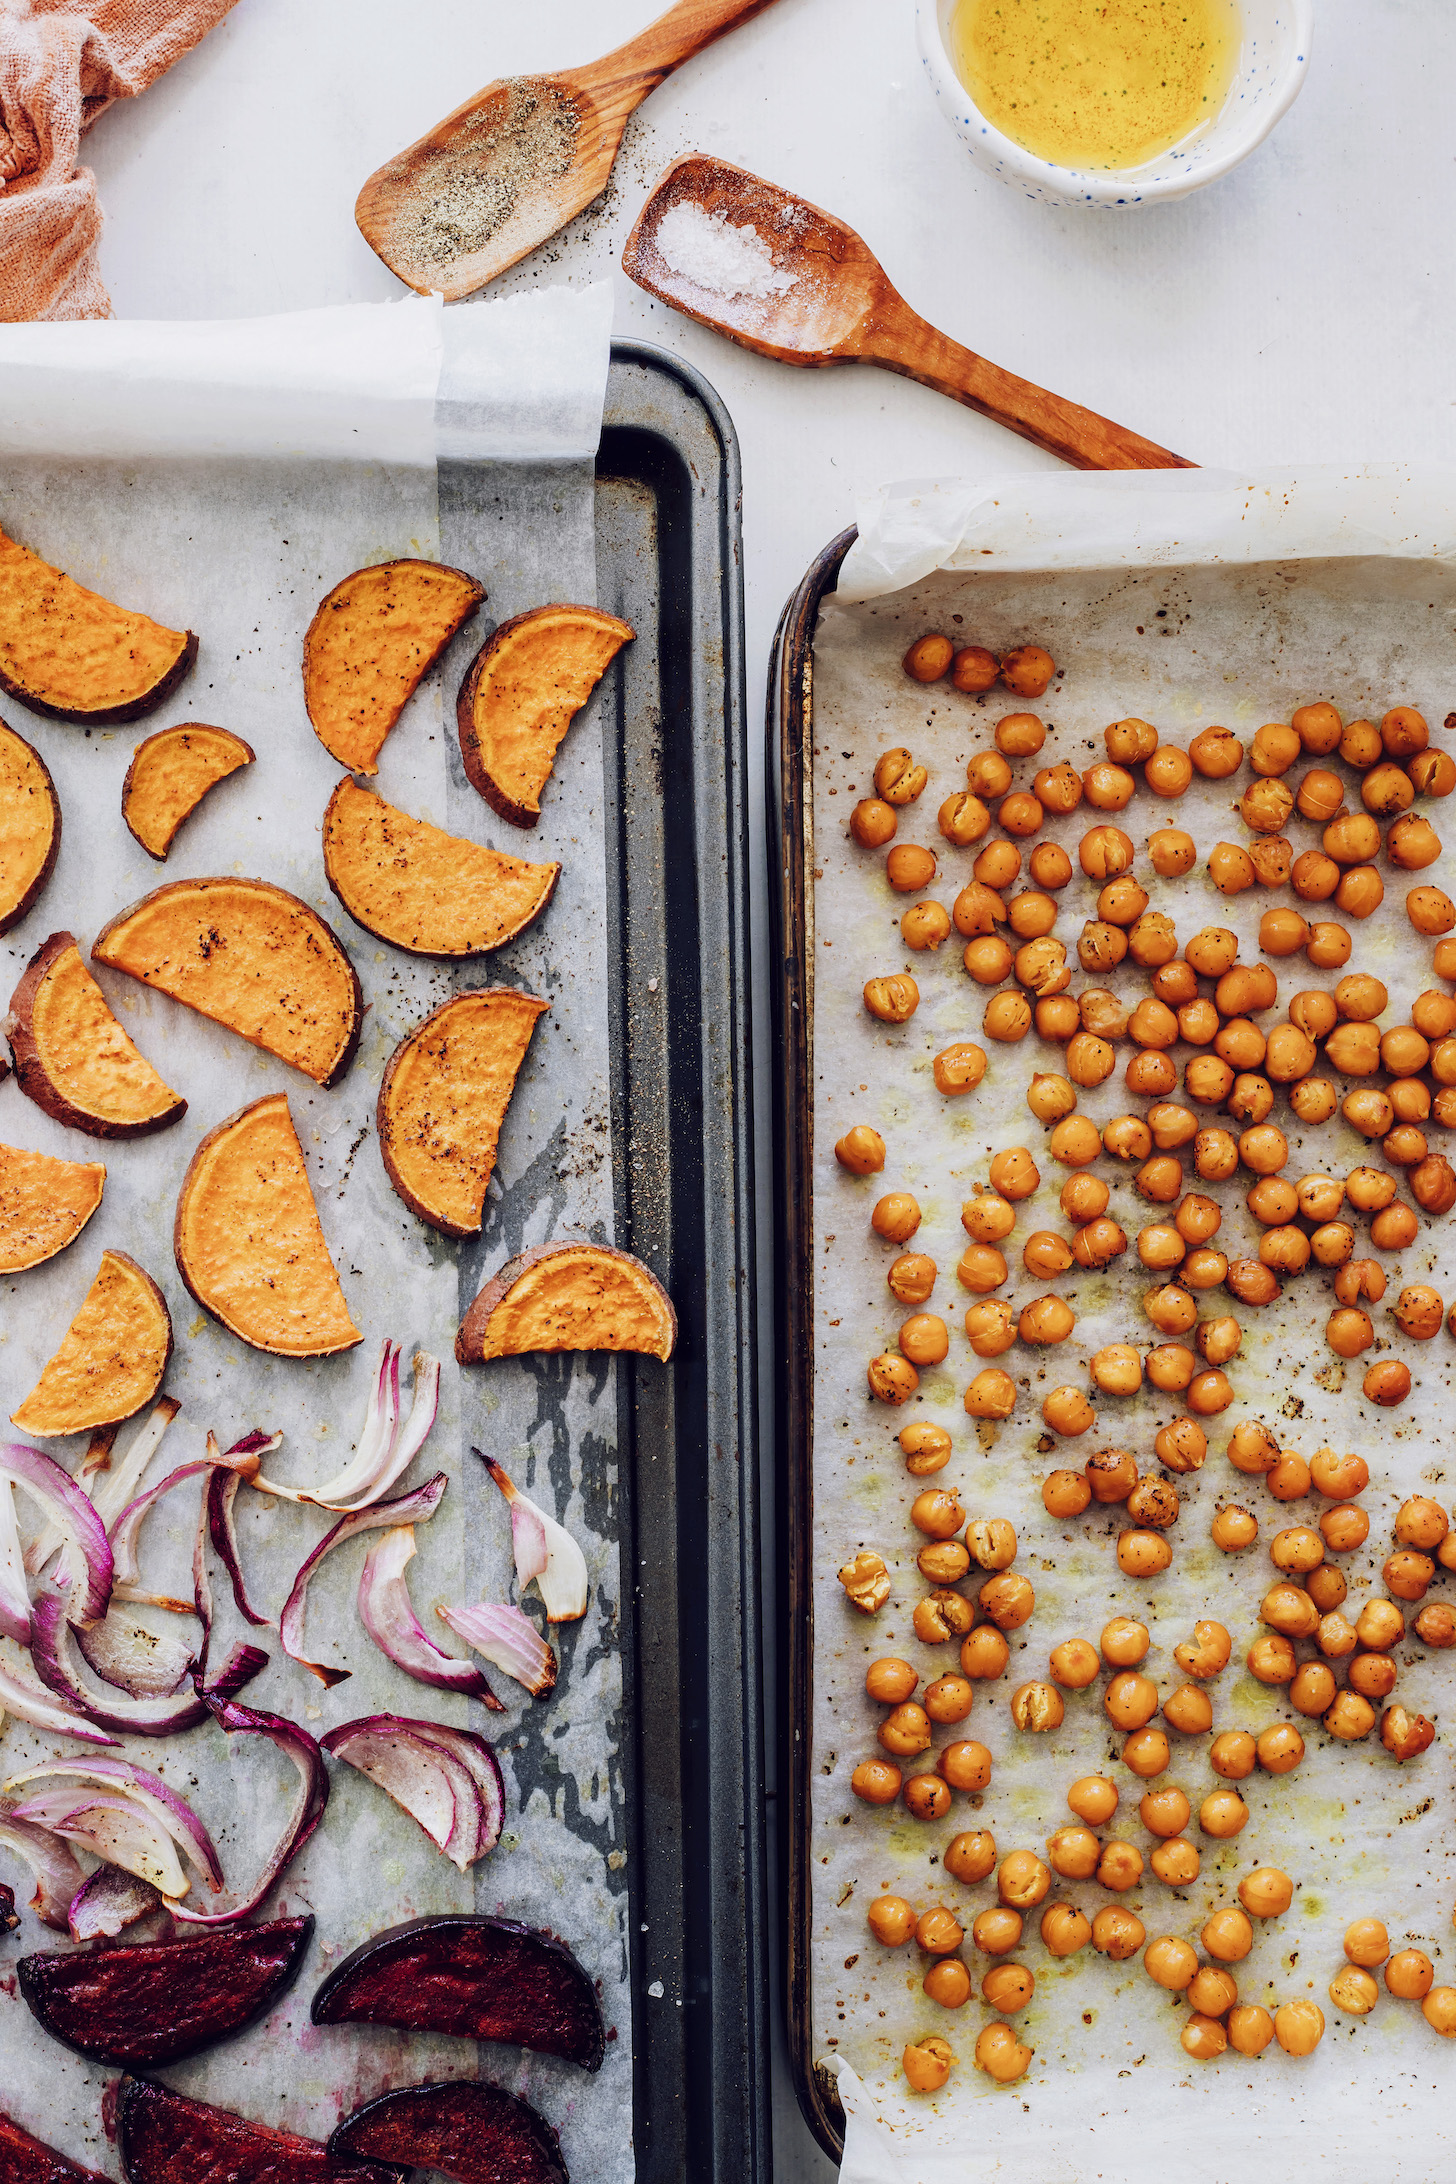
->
585, 0, 783, 110
864, 295, 1193, 472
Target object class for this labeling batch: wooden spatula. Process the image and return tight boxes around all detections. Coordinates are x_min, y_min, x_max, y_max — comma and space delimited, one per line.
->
623, 154, 1194, 471
356, 0, 782, 302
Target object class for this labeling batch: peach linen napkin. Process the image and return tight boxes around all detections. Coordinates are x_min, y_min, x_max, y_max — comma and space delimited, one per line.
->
0, 0, 239, 320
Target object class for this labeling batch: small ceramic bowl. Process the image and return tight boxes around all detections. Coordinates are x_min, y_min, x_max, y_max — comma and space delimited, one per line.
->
916, 0, 1313, 208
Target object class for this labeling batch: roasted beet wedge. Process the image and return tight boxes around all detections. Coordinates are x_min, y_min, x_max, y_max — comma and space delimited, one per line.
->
118, 2080, 404, 2184
0, 2110, 107, 2184
18, 1915, 313, 2068
310, 1912, 603, 2070
329, 2081, 567, 2184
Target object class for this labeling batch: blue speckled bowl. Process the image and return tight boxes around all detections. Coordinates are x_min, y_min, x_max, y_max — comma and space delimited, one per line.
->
917, 0, 1313, 208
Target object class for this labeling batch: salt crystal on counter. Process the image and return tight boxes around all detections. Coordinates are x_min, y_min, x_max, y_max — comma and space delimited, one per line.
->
654, 201, 797, 302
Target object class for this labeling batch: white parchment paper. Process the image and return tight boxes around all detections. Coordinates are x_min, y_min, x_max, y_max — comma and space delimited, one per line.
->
0, 289, 634, 2181
807, 472, 1456, 2179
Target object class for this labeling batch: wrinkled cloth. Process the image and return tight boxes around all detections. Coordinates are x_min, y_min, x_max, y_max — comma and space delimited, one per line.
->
0, 0, 238, 319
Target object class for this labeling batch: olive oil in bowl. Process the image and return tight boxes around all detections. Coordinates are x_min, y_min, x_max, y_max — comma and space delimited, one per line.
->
950, 0, 1242, 173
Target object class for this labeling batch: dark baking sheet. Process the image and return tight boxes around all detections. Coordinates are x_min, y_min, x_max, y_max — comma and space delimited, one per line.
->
766, 523, 858, 2166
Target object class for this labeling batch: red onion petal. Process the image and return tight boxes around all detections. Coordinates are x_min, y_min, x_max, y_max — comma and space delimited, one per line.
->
67, 1865, 165, 1942
110, 1450, 262, 1596
30, 1593, 265, 1736
357, 1528, 500, 1708
4, 1758, 223, 1893
279, 1471, 449, 1688
0, 1652, 116, 1745
252, 1340, 400, 1507
0, 1442, 112, 1627
322, 1714, 503, 1870
325, 1351, 441, 1513
322, 1725, 463, 1860
206, 1467, 272, 1627
74, 1608, 194, 1698
0, 1810, 87, 1929
0, 1479, 31, 1647
171, 1699, 328, 1929
9, 1790, 190, 1900
390, 1719, 504, 1860
480, 1453, 589, 1623
435, 1600, 558, 1697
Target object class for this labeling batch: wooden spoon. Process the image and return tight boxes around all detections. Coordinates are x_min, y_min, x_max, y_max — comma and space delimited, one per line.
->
356, 0, 782, 303
623, 155, 1194, 471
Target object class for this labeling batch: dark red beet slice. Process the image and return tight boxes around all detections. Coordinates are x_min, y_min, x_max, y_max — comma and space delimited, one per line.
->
329, 2081, 567, 2184
118, 2080, 404, 2184
310, 1913, 603, 2070
18, 1915, 314, 2068
0, 2111, 107, 2184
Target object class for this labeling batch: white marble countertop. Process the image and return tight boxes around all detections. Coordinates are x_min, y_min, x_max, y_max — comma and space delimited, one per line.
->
84, 5, 1456, 2169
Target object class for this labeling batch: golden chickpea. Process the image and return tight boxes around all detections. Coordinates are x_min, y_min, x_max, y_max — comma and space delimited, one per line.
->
939, 791, 993, 851
965, 1517, 1017, 1572
1256, 838, 1296, 886
922, 1958, 973, 2008
834, 1124, 886, 1174
1206, 1732, 1256, 1784
1092, 1907, 1146, 1961
975, 2020, 1034, 2084
886, 844, 938, 896
1411, 748, 1456, 796
1085, 1343, 1140, 1398
1163, 1684, 1213, 1736
864, 973, 919, 1023
971, 1905, 1024, 1956
1208, 842, 1257, 894
953, 879, 1006, 939
889, 1254, 938, 1306
1273, 2000, 1325, 2056
907, 1489, 963, 1543
1037, 1902, 1090, 1959
1396, 1494, 1450, 1550
1257, 1733, 1304, 1785
982, 1962, 1035, 2013
917, 1539, 971, 1586
1316, 1609, 1358, 1657
1000, 643, 1056, 699
1185, 1968, 1239, 2024
1362, 759, 1416, 818
1321, 1505, 1370, 1554
1128, 1477, 1180, 1532
1290, 1076, 1340, 1126
1211, 1505, 1258, 1552
1293, 849, 1341, 900
867, 1893, 918, 1947
851, 1758, 902, 1804
1203, 1907, 1255, 1963
1413, 986, 1456, 1034
1041, 1468, 1092, 1519
1136, 1150, 1184, 1203
1409, 883, 1456, 936
990, 710, 1044, 761
922, 1675, 974, 1727
1118, 1530, 1173, 1577
1010, 1682, 1064, 1733
915, 1906, 966, 1956
902, 2031, 955, 2092
1159, 1417, 1211, 1473
866, 1658, 920, 1706
1081, 761, 1134, 812
1384, 1547, 1435, 1602
1048, 1116, 1101, 1168
984, 1146, 1036, 1203
1136, 742, 1189, 799
916, 1591, 975, 1644
1342, 1918, 1390, 1968
1412, 1151, 1456, 1212
1433, 1034, 1456, 1082
1059, 1031, 1114, 1090
1414, 1602, 1456, 1647
903, 635, 953, 685
1290, 700, 1341, 753
1390, 812, 1443, 869
1061, 1775, 1119, 1829
1036, 994, 1082, 1044
1246, 1632, 1296, 1685
1074, 1216, 1129, 1270
1384, 1704, 1437, 1760
1140, 1785, 1192, 1839
944, 1828, 998, 1883
1006, 889, 1059, 942
1019, 1296, 1075, 1345
1127, 1052, 1179, 1097
851, 796, 899, 849
1101, 1671, 1157, 1732
1030, 840, 1074, 891
1079, 823, 1135, 880
1144, 1936, 1199, 1991
1235, 1867, 1293, 1921
1225, 1418, 1280, 1476
999, 791, 1046, 840
1337, 865, 1385, 918
1045, 1638, 1099, 1691
1138, 1224, 1186, 1272
965, 1313, 1016, 1366
1143, 1282, 1197, 1336
1150, 1838, 1200, 1886
980, 1572, 1035, 1630
871, 1191, 921, 1245
1325, 1307, 1373, 1359
1270, 1525, 1325, 1576
1098, 716, 1155, 764
1185, 1055, 1236, 1107
878, 1701, 933, 1759
1046, 1824, 1101, 1879
1386, 1949, 1435, 2000
1037, 1387, 1090, 1440
1342, 1088, 1394, 1139
1097, 1840, 1146, 1891
991, 1850, 1050, 1911
964, 933, 1014, 985
933, 1042, 988, 1095
1370, 1204, 1420, 1254
1200, 1790, 1249, 1838
1424, 1989, 1456, 2036
869, 1353, 920, 1404
903, 900, 953, 951
1079, 920, 1128, 974
1146, 1342, 1196, 1392
1322, 1691, 1377, 1742
957, 1243, 1009, 1296
904, 1774, 955, 1822
1263, 1583, 1319, 1638
951, 642, 1000, 693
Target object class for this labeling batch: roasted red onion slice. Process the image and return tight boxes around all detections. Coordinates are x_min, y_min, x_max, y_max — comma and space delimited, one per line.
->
66, 1864, 165, 1942
0, 1443, 111, 1628
479, 1453, 588, 1623
358, 1529, 499, 1708
110, 1445, 264, 1602
254, 1340, 399, 1507
279, 1471, 448, 1688
30, 1594, 264, 1737
25, 1401, 178, 1580
207, 1464, 273, 1627
0, 1654, 115, 1745
4, 1759, 223, 1894
0, 1479, 30, 1646
171, 1700, 328, 1929
435, 1602, 557, 1697
9, 1789, 190, 1901
74, 1608, 194, 1698
322, 1716, 504, 1871
0, 1808, 86, 1929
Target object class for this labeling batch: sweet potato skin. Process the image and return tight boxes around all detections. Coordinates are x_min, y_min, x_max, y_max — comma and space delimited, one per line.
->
455, 605, 634, 828
0, 2109, 108, 2184
17, 1916, 314, 2069
121, 724, 255, 862
310, 1913, 605, 2070
303, 560, 485, 774
376, 989, 547, 1238
456, 1241, 677, 1365
0, 721, 61, 936
118, 2078, 405, 2184
7, 931, 187, 1140
11, 1249, 173, 1435
329, 2081, 568, 2184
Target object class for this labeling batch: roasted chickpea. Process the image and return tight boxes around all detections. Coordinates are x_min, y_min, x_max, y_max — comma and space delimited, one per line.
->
1415, 1602, 1456, 1648
907, 1489, 963, 1543
851, 796, 898, 849
999, 791, 1045, 840
889, 1254, 938, 1306
957, 1243, 1010, 1296
1079, 920, 1128, 974
904, 1774, 955, 1822
934, 1042, 988, 1095
1139, 1786, 1192, 1839
1289, 1662, 1338, 1717
866, 1657, 920, 1705
944, 1828, 998, 1884
975, 840, 1023, 894
903, 900, 953, 951
1042, 1468, 1092, 1518
971, 1905, 1024, 1956
916, 1590, 976, 1644
1408, 884, 1456, 936
867, 1893, 918, 1946
1146, 1341, 1195, 1392
1273, 2000, 1325, 2056
872, 1191, 922, 1245
864, 973, 919, 1023
916, 1906, 966, 1957
1103, 1671, 1159, 1732
1036, 994, 1082, 1043
982, 1961, 1035, 2014
1384, 1547, 1435, 1601
1150, 1838, 1201, 1885
1292, 844, 1341, 898
1263, 1582, 1319, 1638
1200, 1790, 1249, 1838
1079, 824, 1135, 879
1036, 1902, 1090, 1959
1047, 1638, 1100, 1692
1092, 1907, 1146, 1960
1316, 1608, 1358, 1656
1090, 1343, 1143, 1393
869, 1353, 920, 1404
902, 2032, 956, 2094
1413, 987, 1456, 1036
1074, 1216, 1129, 1270
1208, 842, 1257, 894
1144, 1936, 1199, 1991
1211, 1504, 1259, 1552
922, 1957, 973, 2008
1210, 1731, 1256, 1780
851, 1758, 902, 1805
964, 933, 1014, 986
1144, 1283, 1198, 1335
1321, 1505, 1370, 1553
1337, 865, 1385, 918
1291, 1075, 1340, 1124
1048, 1116, 1101, 1168
835, 1125, 886, 1174
1024, 1231, 1075, 1280
1239, 1866, 1295, 1919
1082, 761, 1135, 812
980, 1572, 1035, 1631
1127, 1051, 1179, 1096
1065, 1031, 1116, 1088
1412, 1152, 1456, 1212
1389, 812, 1443, 869
1163, 1684, 1213, 1736
1118, 1530, 1174, 1577
1129, 1476, 1181, 1529
1138, 1223, 1186, 1271
878, 1701, 933, 1759
1019, 1296, 1075, 1345
1322, 1691, 1376, 1742
1097, 1840, 1146, 1890
899, 1422, 952, 1479
1386, 1949, 1435, 2000
950, 642, 1000, 693
1411, 748, 1456, 797
1327, 1964, 1379, 2016
1067, 1775, 1120, 1825
900, 1314, 950, 1367
1202, 1906, 1255, 1964
903, 636, 953, 685
917, 1538, 970, 1585
965, 1305, 1016, 1361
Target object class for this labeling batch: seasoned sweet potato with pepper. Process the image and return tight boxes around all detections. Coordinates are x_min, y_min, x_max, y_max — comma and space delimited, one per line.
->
457, 604, 633, 827
322, 777, 559, 956
121, 723, 254, 860
0, 1143, 105, 1272
0, 719, 60, 933
377, 990, 547, 1237
8, 932, 185, 1137
304, 560, 484, 774
457, 1242, 676, 1365
0, 527, 195, 723
10, 1249, 171, 1435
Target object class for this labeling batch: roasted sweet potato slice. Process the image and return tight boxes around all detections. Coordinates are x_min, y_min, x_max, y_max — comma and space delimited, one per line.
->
457, 604, 634, 827
18, 1915, 313, 2068
118, 2079, 405, 2184
121, 724, 254, 861
312, 1913, 604, 2069
174, 1093, 361, 1357
0, 528, 196, 724
92, 877, 363, 1088
0, 1142, 105, 1272
0, 720, 61, 935
457, 1241, 676, 1364
8, 932, 186, 1138
330, 2082, 566, 2184
0, 2110, 107, 2184
377, 989, 547, 1238
322, 777, 560, 957
11, 1250, 172, 1436
303, 560, 485, 774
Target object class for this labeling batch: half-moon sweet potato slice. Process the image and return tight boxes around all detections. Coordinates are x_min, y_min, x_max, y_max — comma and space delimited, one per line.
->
0, 1142, 105, 1272
118, 2079, 405, 2184
17, 1915, 314, 2068
121, 724, 255, 862
91, 877, 363, 1089
11, 1250, 172, 1436
0, 527, 196, 724
303, 560, 485, 775
377, 989, 547, 1238
0, 720, 61, 935
311, 1913, 605, 2070
456, 1241, 676, 1364
8, 932, 186, 1138
329, 2082, 566, 2184
457, 604, 634, 827
174, 1093, 361, 1357
322, 776, 560, 957
0, 2109, 107, 2184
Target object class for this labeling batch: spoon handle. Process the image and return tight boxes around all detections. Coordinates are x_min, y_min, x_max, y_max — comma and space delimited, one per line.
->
863, 293, 1194, 472
582, 0, 783, 111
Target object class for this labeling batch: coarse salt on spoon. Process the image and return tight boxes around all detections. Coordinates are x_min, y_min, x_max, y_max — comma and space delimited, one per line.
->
623, 154, 1195, 472
355, 0, 783, 302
